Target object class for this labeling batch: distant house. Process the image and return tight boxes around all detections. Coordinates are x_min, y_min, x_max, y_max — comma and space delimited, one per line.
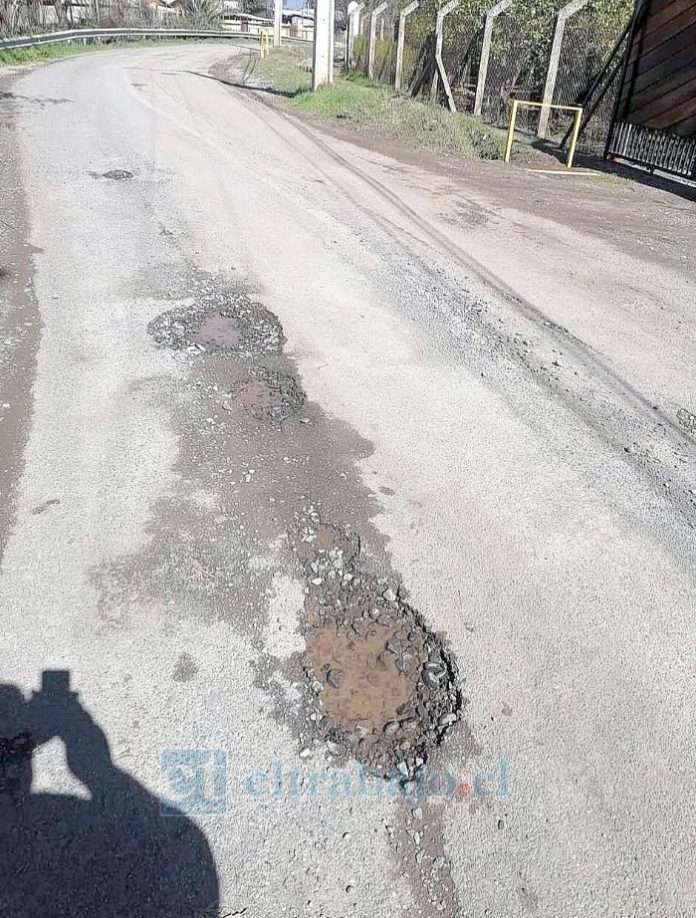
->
282, 7, 312, 27
148, 0, 185, 18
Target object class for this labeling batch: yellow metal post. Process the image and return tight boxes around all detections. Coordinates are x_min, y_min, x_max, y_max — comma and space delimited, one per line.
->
503, 100, 583, 168
504, 100, 518, 164
566, 106, 582, 169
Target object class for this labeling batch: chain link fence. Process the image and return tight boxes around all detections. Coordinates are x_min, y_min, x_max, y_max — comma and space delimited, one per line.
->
440, 0, 484, 112
480, 1, 556, 133
353, 2, 408, 88
400, 0, 435, 94
373, 4, 398, 85
347, 0, 634, 156
552, 0, 633, 153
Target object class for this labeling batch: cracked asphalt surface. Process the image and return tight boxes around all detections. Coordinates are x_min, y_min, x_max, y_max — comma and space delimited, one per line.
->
0, 44, 695, 917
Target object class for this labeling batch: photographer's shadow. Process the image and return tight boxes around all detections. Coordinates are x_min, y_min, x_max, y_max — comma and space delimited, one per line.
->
0, 675, 219, 918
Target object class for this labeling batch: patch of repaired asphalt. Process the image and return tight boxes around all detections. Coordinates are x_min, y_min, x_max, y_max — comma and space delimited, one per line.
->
147, 277, 461, 780
88, 269, 469, 915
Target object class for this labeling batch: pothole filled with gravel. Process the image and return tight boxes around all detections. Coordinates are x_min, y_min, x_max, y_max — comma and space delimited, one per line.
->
149, 279, 283, 359
293, 516, 461, 778
224, 366, 305, 424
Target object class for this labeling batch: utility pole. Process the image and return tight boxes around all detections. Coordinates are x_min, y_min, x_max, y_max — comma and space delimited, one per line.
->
312, 0, 334, 89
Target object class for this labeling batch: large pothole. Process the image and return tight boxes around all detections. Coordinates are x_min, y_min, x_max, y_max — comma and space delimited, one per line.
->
224, 366, 305, 424
293, 517, 460, 779
149, 279, 283, 359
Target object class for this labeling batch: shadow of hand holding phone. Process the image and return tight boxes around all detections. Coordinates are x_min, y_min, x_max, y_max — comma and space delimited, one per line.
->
0, 671, 219, 918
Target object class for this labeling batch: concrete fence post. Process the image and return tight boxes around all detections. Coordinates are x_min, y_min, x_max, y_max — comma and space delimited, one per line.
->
473, 0, 512, 118
538, 0, 589, 138
395, 0, 418, 92
329, 0, 335, 80
273, 0, 282, 46
347, 0, 364, 68
312, 0, 333, 89
430, 0, 459, 112
368, 0, 388, 80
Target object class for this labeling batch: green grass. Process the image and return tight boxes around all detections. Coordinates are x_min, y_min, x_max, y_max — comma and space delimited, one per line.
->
249, 48, 517, 163
244, 48, 311, 96
0, 37, 215, 67
296, 75, 508, 160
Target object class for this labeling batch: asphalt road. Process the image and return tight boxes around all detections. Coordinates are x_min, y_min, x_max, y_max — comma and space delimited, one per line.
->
1, 44, 695, 918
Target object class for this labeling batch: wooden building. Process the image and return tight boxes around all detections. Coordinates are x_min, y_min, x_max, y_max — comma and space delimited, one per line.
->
608, 0, 696, 178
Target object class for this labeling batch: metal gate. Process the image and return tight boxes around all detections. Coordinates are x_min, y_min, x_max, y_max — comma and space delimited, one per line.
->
606, 0, 696, 178
608, 120, 696, 177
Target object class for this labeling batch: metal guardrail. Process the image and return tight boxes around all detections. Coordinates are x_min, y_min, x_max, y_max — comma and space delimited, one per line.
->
0, 28, 249, 51
0, 26, 310, 52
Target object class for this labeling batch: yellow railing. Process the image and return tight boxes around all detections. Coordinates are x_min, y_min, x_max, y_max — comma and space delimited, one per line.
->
259, 29, 270, 57
504, 100, 583, 169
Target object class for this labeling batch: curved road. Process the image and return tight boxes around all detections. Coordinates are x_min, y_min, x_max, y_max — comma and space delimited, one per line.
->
0, 44, 695, 917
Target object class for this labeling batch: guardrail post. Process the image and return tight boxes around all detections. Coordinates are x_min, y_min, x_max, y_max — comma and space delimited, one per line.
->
430, 0, 458, 111
474, 0, 512, 118
395, 0, 418, 92
538, 0, 589, 138
368, 1, 388, 80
